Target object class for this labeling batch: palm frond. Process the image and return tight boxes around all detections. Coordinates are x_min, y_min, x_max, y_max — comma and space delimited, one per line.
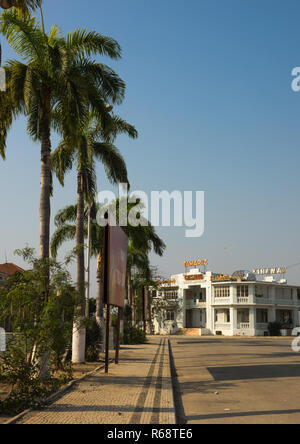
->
0, 9, 46, 62
50, 224, 76, 258
0, 0, 43, 14
66, 28, 122, 60
54, 204, 78, 227
92, 141, 129, 186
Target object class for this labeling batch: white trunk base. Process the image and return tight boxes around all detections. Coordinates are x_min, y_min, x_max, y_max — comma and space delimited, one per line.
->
72, 323, 86, 363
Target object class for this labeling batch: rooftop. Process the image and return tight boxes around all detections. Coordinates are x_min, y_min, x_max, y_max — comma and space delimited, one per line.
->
0, 263, 24, 276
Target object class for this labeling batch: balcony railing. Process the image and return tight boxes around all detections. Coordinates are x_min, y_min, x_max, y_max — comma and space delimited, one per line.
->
186, 300, 206, 308
237, 297, 250, 304
213, 297, 231, 305
215, 323, 231, 331
239, 323, 250, 330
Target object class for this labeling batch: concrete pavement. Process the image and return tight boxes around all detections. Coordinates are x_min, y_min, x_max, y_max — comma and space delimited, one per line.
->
169, 336, 300, 424
9, 337, 175, 425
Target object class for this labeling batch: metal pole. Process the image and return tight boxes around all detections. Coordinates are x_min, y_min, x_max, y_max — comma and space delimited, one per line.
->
115, 307, 122, 364
105, 304, 110, 373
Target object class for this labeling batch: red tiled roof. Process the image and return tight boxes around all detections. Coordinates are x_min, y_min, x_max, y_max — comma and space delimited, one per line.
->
0, 263, 24, 276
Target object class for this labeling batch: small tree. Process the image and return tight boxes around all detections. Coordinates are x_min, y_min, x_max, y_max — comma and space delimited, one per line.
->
0, 248, 80, 379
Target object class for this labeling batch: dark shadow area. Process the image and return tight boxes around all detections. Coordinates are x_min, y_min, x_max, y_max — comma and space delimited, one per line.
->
187, 408, 300, 422
120, 346, 145, 350
176, 340, 223, 345
40, 404, 174, 414
179, 380, 235, 394
208, 364, 300, 381
168, 340, 187, 424
78, 375, 170, 387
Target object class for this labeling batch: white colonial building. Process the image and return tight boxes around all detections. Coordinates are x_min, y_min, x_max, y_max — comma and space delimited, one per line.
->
151, 268, 300, 337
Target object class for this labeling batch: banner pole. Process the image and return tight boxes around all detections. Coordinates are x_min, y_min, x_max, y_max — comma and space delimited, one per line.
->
115, 307, 122, 364
105, 303, 110, 373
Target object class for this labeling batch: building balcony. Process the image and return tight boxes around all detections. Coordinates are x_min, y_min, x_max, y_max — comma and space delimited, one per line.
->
213, 297, 232, 305
185, 300, 206, 309
213, 296, 300, 307
215, 322, 231, 331
238, 322, 250, 330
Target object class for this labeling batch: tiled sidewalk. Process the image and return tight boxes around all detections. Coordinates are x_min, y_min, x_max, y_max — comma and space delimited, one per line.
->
11, 337, 175, 425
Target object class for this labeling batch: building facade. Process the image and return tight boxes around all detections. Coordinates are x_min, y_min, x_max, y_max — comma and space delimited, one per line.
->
151, 268, 300, 336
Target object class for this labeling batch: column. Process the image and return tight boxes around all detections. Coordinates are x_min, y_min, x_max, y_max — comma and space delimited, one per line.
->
248, 284, 255, 303
249, 308, 256, 335
230, 307, 238, 335
231, 285, 237, 304
183, 289, 187, 328
293, 309, 299, 328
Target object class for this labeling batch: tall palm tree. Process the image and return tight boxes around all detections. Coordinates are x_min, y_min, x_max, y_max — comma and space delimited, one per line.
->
51, 114, 137, 362
0, 1, 42, 64
0, 10, 125, 263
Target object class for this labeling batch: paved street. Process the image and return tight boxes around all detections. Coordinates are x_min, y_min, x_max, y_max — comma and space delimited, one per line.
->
12, 337, 174, 425
170, 336, 300, 424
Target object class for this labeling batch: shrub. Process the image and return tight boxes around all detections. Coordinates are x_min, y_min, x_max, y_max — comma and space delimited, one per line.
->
268, 322, 282, 337
122, 325, 147, 345
85, 317, 102, 362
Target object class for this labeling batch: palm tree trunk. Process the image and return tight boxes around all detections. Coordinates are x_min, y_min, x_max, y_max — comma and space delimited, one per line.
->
72, 171, 86, 363
96, 251, 104, 350
38, 92, 51, 379
39, 93, 51, 262
96, 252, 103, 326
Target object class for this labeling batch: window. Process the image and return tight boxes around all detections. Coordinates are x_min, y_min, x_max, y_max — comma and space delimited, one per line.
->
166, 311, 175, 321
297, 289, 300, 301
225, 309, 230, 323
164, 291, 178, 300
214, 286, 230, 298
255, 286, 263, 298
237, 285, 249, 298
257, 309, 268, 324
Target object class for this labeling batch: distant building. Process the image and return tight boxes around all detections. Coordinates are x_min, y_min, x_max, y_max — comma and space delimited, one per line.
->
0, 263, 24, 284
150, 268, 300, 337
0, 263, 24, 332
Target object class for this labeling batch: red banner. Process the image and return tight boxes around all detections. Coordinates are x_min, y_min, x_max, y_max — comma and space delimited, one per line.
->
107, 212, 128, 308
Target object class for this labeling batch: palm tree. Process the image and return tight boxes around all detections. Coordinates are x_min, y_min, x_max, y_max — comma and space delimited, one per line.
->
0, 10, 125, 263
51, 114, 137, 362
0, 1, 42, 65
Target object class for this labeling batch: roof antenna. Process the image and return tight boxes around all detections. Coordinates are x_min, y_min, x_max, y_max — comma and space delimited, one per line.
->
5, 251, 8, 264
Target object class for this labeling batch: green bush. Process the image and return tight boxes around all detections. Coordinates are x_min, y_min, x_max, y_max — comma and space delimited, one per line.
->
268, 322, 282, 336
122, 325, 147, 345
85, 317, 102, 362
0, 338, 68, 415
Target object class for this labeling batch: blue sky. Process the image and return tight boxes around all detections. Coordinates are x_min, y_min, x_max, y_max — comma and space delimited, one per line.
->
1, 0, 300, 290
